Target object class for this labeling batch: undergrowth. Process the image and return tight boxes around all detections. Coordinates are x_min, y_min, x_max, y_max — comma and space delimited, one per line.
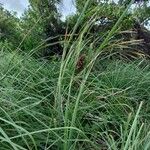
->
0, 50, 150, 149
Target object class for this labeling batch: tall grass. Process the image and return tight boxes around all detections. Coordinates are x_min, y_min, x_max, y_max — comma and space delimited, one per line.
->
0, 51, 150, 149
0, 0, 150, 149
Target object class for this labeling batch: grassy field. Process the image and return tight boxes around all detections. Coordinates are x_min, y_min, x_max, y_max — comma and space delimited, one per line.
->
0, 1, 150, 149
0, 50, 150, 150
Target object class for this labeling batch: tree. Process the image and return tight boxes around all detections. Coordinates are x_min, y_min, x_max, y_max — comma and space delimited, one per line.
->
0, 4, 21, 48
28, 0, 65, 57
20, 7, 44, 55
74, 0, 150, 57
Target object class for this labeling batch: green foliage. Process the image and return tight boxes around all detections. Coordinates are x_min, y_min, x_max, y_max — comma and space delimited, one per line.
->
133, 2, 150, 25
19, 7, 44, 55
0, 4, 21, 48
27, 0, 65, 56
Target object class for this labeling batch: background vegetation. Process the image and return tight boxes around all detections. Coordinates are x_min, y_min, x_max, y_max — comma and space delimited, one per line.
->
0, 0, 150, 149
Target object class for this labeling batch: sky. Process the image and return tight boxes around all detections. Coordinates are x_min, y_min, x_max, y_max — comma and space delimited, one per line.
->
0, 0, 76, 18
0, 0, 29, 17
60, 0, 76, 19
